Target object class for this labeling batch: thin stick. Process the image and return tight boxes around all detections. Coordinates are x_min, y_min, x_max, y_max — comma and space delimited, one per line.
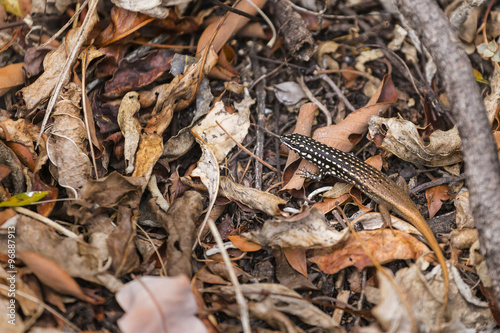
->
14, 207, 81, 241
318, 72, 356, 113
215, 120, 277, 172
297, 76, 332, 126
0, 284, 81, 332
36, 0, 99, 147
81, 46, 99, 179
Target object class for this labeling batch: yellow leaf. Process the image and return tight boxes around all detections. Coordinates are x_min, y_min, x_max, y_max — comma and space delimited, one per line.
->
0, 191, 49, 207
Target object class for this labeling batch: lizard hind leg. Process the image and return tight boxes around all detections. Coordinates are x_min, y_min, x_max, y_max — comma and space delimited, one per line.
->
378, 203, 397, 246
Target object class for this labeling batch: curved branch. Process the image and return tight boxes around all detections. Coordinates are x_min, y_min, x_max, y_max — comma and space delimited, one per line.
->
396, 0, 500, 304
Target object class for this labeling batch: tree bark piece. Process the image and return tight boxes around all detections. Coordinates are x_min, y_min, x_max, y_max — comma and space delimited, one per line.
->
395, 0, 500, 305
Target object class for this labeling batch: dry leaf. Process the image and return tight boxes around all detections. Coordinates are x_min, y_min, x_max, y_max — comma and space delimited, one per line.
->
47, 83, 91, 196
155, 191, 203, 277
454, 190, 474, 229
0, 62, 25, 97
219, 177, 286, 216
219, 283, 342, 332
117, 91, 141, 174
309, 229, 430, 274
191, 96, 253, 163
228, 235, 262, 252
17, 251, 98, 303
283, 248, 308, 277
368, 116, 463, 166
244, 207, 348, 248
425, 182, 451, 219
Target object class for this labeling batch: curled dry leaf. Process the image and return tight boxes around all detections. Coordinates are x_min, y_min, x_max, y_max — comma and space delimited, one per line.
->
309, 229, 430, 274
396, 259, 493, 329
352, 212, 421, 236
155, 190, 203, 278
219, 283, 342, 332
454, 190, 475, 229
368, 116, 463, 166
425, 182, 451, 219
47, 83, 91, 196
191, 96, 253, 163
116, 275, 207, 333
20, 13, 98, 110
14, 215, 123, 292
0, 62, 25, 97
0, 119, 42, 156
0, 140, 25, 194
369, 269, 414, 332
219, 177, 286, 217
117, 91, 141, 174
449, 228, 478, 250
17, 250, 99, 304
244, 207, 348, 248
107, 206, 140, 276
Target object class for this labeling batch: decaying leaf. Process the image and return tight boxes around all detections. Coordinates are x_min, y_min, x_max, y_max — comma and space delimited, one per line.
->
14, 215, 123, 292
191, 95, 253, 163
369, 269, 414, 332
116, 275, 207, 333
455, 190, 475, 229
219, 177, 286, 216
47, 83, 92, 196
107, 206, 140, 276
309, 229, 430, 274
368, 116, 463, 166
395, 259, 493, 330
117, 91, 141, 174
244, 207, 348, 248
17, 251, 98, 304
425, 182, 451, 219
217, 283, 342, 332
155, 191, 203, 278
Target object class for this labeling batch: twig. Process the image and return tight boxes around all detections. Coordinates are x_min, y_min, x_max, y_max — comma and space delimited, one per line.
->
215, 120, 277, 172
0, 284, 81, 332
252, 46, 266, 189
318, 72, 356, 113
410, 175, 467, 195
36, 0, 98, 147
14, 207, 82, 241
245, 0, 277, 47
297, 76, 332, 126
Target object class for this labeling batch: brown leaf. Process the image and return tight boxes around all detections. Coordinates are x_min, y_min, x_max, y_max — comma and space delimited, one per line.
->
32, 173, 58, 217
425, 182, 451, 219
0, 63, 25, 97
6, 142, 34, 171
155, 190, 203, 278
17, 251, 98, 304
94, 7, 154, 47
283, 248, 308, 277
228, 235, 262, 252
107, 206, 140, 276
309, 229, 430, 274
104, 49, 175, 99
